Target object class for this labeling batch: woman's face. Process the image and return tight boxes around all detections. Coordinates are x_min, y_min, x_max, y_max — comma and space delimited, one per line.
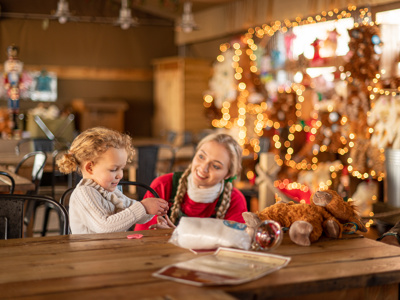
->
191, 140, 231, 188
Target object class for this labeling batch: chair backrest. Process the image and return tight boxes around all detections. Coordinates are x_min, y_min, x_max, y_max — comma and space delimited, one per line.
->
59, 187, 75, 211
183, 131, 194, 145
118, 180, 160, 198
166, 130, 177, 144
0, 171, 15, 194
173, 143, 196, 172
15, 137, 71, 155
135, 145, 159, 198
14, 151, 47, 193
0, 194, 69, 239
156, 144, 175, 177
135, 145, 177, 199
61, 180, 159, 210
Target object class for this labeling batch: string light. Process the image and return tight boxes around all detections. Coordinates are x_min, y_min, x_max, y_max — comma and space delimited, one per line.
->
204, 5, 388, 184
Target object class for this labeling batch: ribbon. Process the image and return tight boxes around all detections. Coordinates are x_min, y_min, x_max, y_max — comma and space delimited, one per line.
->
225, 175, 237, 183
343, 222, 359, 234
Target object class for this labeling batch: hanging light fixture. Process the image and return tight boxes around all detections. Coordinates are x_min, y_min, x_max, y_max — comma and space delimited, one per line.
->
54, 0, 70, 24
116, 0, 138, 30
176, 1, 198, 33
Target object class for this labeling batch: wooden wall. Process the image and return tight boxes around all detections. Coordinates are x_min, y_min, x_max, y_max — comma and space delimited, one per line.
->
0, 18, 178, 137
152, 57, 212, 143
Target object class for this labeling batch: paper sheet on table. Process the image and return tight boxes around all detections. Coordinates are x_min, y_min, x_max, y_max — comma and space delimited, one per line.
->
153, 247, 291, 286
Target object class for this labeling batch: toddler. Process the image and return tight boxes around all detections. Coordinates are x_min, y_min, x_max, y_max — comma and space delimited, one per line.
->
57, 127, 168, 234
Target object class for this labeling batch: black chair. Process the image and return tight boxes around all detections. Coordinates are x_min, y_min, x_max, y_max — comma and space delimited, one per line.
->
0, 171, 15, 194
15, 137, 70, 156
59, 187, 75, 211
135, 145, 176, 199
16, 138, 71, 195
14, 151, 47, 235
118, 180, 160, 198
166, 130, 177, 144
14, 151, 47, 194
60, 180, 160, 210
173, 143, 196, 172
195, 129, 214, 143
156, 144, 175, 177
51, 180, 159, 236
135, 145, 159, 190
0, 194, 69, 239
42, 171, 81, 236
43, 187, 73, 236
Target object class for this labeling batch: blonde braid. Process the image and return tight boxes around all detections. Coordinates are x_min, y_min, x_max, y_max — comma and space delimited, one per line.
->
169, 165, 192, 224
216, 181, 233, 219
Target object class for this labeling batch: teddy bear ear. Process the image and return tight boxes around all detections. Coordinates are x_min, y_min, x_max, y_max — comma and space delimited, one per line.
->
242, 212, 261, 228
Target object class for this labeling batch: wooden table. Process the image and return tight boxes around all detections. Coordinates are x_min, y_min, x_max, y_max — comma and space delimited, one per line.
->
1, 229, 400, 299
0, 152, 28, 167
0, 166, 35, 193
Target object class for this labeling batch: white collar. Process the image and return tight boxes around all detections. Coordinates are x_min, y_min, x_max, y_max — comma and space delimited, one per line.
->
187, 173, 223, 203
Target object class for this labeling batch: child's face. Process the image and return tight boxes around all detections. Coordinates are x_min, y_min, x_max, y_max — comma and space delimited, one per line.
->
90, 147, 127, 192
191, 140, 230, 188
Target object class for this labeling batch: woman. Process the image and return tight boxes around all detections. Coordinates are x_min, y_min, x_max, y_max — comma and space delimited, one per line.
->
135, 132, 248, 230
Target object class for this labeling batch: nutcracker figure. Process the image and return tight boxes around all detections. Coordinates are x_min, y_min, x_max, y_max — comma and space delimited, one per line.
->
3, 44, 24, 132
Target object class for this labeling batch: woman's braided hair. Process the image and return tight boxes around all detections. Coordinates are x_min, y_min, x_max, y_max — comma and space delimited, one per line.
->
56, 127, 134, 174
169, 133, 242, 224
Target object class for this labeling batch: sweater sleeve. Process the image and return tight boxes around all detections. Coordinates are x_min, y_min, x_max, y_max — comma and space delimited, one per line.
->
69, 185, 154, 234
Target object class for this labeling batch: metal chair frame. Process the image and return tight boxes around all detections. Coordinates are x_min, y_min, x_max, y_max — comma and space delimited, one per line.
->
135, 145, 175, 199
118, 180, 160, 198
0, 171, 15, 194
50, 180, 158, 236
14, 151, 47, 194
0, 194, 69, 239
60, 180, 160, 209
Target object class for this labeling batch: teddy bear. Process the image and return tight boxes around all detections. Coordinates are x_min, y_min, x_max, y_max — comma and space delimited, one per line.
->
243, 189, 367, 246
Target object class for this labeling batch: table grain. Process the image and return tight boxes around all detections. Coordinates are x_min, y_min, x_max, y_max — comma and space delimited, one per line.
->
0, 165, 35, 193
1, 229, 400, 300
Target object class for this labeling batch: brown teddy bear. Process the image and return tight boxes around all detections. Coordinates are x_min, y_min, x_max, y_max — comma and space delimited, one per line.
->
243, 189, 367, 246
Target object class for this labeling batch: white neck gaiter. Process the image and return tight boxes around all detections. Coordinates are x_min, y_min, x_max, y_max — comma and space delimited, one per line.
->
187, 173, 224, 203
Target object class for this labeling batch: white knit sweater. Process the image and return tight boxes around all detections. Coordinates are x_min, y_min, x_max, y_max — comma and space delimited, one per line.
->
69, 178, 154, 234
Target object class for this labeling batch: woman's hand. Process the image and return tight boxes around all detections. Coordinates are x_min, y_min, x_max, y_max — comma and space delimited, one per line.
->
141, 197, 168, 216
149, 215, 176, 230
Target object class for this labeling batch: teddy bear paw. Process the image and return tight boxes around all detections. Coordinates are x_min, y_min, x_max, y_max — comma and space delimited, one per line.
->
289, 221, 313, 246
325, 220, 340, 238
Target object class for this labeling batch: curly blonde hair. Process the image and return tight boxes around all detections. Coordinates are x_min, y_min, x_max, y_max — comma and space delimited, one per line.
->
169, 133, 242, 224
56, 127, 134, 174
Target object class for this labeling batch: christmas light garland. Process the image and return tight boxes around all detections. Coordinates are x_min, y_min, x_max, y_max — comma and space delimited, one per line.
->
204, 5, 390, 190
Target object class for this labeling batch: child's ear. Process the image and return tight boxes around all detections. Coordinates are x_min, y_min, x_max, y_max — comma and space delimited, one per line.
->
84, 161, 94, 175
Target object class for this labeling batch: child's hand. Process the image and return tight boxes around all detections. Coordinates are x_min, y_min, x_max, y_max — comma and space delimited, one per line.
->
141, 197, 168, 216
149, 215, 176, 230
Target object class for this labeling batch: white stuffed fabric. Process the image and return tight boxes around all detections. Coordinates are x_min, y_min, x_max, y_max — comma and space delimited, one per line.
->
169, 217, 251, 250
368, 95, 400, 149
352, 181, 378, 218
